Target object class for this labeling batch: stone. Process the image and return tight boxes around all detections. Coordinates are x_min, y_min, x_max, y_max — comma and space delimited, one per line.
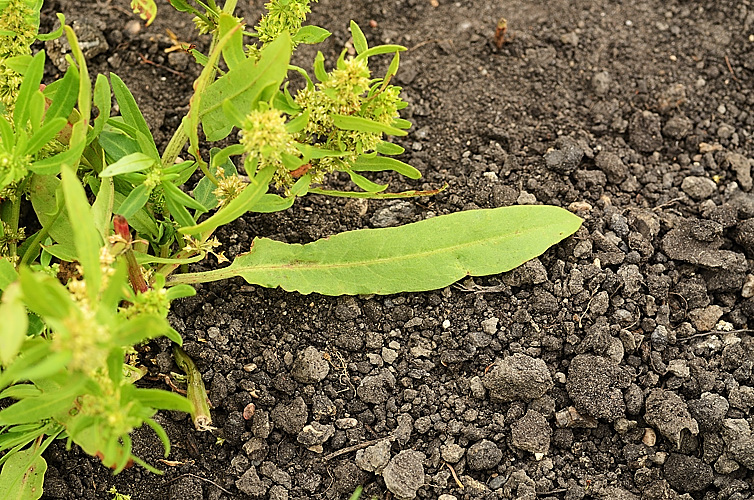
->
681, 176, 717, 200
355, 439, 392, 473
483, 353, 553, 402
644, 389, 699, 449
663, 453, 714, 492
544, 137, 584, 175
440, 443, 465, 463
663, 114, 693, 139
688, 305, 723, 332
235, 466, 269, 497
629, 110, 663, 152
382, 450, 425, 499
291, 346, 330, 384
594, 151, 628, 184
725, 152, 753, 191
467, 439, 503, 471
566, 354, 630, 421
357, 373, 393, 404
662, 219, 746, 272
728, 435, 754, 469
510, 410, 551, 457
297, 422, 335, 450
271, 396, 308, 435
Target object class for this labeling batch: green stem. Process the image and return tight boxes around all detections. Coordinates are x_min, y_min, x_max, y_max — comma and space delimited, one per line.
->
161, 0, 237, 172
7, 192, 22, 261
164, 264, 230, 286
173, 345, 212, 431
155, 229, 215, 278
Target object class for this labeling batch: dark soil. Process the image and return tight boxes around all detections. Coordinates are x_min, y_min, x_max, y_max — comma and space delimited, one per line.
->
36, 0, 754, 498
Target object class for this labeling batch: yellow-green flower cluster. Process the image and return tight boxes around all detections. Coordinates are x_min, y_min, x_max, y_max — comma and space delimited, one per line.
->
240, 106, 297, 174
256, 0, 315, 45
0, 150, 30, 191
0, 0, 37, 113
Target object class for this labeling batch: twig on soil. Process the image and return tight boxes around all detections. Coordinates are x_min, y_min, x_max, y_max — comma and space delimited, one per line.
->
445, 462, 464, 489
652, 197, 684, 211
724, 55, 740, 83
678, 328, 754, 342
138, 53, 187, 78
161, 473, 232, 494
323, 436, 393, 461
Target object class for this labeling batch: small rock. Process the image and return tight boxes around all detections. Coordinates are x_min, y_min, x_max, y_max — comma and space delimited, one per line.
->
594, 151, 627, 184
357, 373, 393, 404
291, 346, 330, 384
382, 450, 425, 499
297, 422, 335, 450
591, 71, 611, 95
681, 176, 717, 200
483, 353, 553, 402
728, 435, 754, 469
663, 453, 714, 492
566, 354, 630, 421
663, 115, 693, 139
355, 439, 392, 473
271, 396, 308, 435
554, 406, 598, 428
236, 466, 269, 497
662, 219, 746, 272
643, 428, 657, 447
440, 443, 465, 463
481, 317, 499, 334
725, 153, 753, 191
467, 439, 503, 470
469, 376, 486, 399
517, 190, 537, 204
629, 110, 663, 152
544, 137, 584, 175
510, 410, 551, 458
688, 305, 723, 332
644, 389, 699, 449
742, 275, 754, 298
370, 201, 414, 228
502, 470, 537, 500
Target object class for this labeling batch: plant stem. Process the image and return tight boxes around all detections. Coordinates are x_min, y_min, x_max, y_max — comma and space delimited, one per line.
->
173, 345, 212, 431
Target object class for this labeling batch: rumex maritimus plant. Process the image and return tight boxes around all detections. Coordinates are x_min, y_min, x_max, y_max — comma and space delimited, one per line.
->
0, 0, 582, 497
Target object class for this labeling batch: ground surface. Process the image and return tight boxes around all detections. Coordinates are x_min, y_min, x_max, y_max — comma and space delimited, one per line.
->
35, 0, 754, 498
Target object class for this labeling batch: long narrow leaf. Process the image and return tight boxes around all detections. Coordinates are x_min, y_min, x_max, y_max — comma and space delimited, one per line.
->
168, 206, 582, 295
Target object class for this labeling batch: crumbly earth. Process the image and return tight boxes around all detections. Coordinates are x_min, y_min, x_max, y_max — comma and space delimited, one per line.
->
36, 0, 754, 498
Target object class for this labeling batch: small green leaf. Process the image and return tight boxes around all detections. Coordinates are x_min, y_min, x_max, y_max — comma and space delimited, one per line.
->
100, 152, 157, 177
219, 13, 245, 70
199, 33, 292, 141
179, 165, 275, 235
313, 51, 328, 82
132, 388, 193, 413
169, 206, 583, 295
162, 180, 207, 212
0, 378, 84, 425
23, 117, 67, 156
13, 51, 45, 130
43, 64, 79, 122
0, 258, 18, 290
332, 114, 408, 136
352, 155, 421, 179
61, 165, 102, 301
0, 447, 47, 500
285, 109, 309, 134
115, 183, 151, 219
354, 44, 406, 62
110, 73, 159, 159
92, 177, 114, 241
249, 193, 295, 213
292, 25, 331, 44
89, 74, 112, 142
350, 21, 368, 54
375, 141, 405, 156
346, 170, 387, 193
36, 13, 65, 41
0, 283, 27, 367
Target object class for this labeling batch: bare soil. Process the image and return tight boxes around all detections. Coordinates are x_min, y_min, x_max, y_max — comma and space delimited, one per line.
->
37, 0, 754, 498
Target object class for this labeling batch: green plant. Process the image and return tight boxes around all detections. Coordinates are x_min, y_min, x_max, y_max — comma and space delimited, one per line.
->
0, 0, 582, 497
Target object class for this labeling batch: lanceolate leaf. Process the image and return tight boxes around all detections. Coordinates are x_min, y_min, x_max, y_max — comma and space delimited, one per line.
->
0, 447, 47, 500
169, 206, 582, 295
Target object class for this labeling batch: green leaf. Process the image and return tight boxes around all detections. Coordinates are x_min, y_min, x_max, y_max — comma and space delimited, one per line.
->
352, 154, 421, 179
162, 180, 207, 212
0, 447, 47, 500
219, 13, 245, 70
92, 177, 114, 241
132, 388, 193, 413
28, 174, 74, 248
0, 283, 27, 367
100, 152, 156, 177
350, 21, 368, 54
43, 64, 79, 122
199, 33, 292, 141
332, 114, 408, 137
99, 128, 140, 163
354, 44, 406, 62
115, 183, 151, 219
375, 141, 405, 156
110, 73, 160, 159
313, 51, 328, 82
249, 193, 295, 213
179, 165, 275, 235
23, 117, 67, 156
36, 12, 65, 41
292, 25, 331, 44
346, 170, 387, 193
0, 378, 84, 425
61, 165, 102, 301
89, 74, 112, 142
169, 206, 583, 295
13, 51, 45, 130
0, 258, 18, 290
